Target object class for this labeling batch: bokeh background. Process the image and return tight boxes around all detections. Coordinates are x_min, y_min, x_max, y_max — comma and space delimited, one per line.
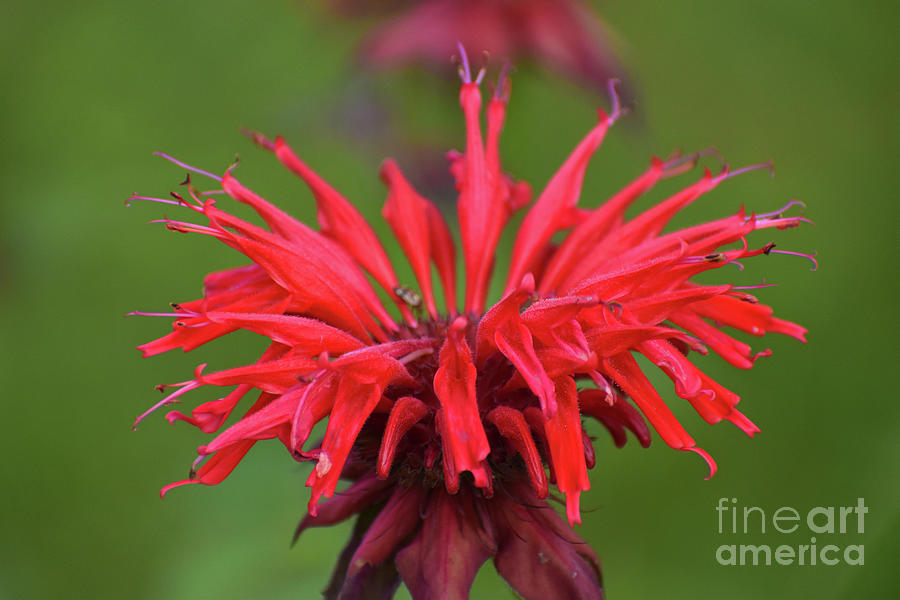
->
1, 1, 897, 598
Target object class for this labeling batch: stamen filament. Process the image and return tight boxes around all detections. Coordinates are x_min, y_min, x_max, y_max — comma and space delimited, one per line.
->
153, 152, 223, 182
133, 381, 201, 430
457, 42, 472, 84
714, 160, 774, 184
769, 249, 819, 271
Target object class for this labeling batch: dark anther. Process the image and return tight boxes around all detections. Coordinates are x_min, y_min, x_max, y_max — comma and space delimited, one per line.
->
732, 292, 760, 304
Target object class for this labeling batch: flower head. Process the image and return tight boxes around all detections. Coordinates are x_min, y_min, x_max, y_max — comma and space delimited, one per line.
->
131, 52, 810, 599
335, 0, 631, 98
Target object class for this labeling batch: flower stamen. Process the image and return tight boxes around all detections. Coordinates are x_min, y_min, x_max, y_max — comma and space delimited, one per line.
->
153, 151, 223, 183
133, 379, 202, 430
768, 248, 819, 271
456, 41, 472, 84
606, 79, 627, 126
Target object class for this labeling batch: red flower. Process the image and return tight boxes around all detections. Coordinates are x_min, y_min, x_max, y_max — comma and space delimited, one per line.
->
131, 51, 811, 599
339, 0, 630, 97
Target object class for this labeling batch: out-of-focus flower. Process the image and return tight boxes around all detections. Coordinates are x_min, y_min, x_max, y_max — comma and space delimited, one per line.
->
130, 50, 812, 599
331, 0, 631, 98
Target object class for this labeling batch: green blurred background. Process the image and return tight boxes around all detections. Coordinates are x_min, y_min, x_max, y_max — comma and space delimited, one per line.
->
1, 1, 897, 598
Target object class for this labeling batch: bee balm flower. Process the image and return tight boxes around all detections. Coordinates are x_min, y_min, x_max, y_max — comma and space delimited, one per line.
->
339, 0, 631, 98
131, 51, 811, 600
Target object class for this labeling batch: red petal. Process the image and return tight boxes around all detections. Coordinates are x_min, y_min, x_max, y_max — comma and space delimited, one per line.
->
506, 111, 611, 293
486, 406, 548, 498
540, 157, 664, 292
626, 285, 731, 325
523, 406, 556, 485
307, 378, 385, 513
585, 323, 700, 359
669, 309, 760, 369
222, 169, 316, 243
638, 339, 704, 399
289, 374, 337, 452
199, 355, 320, 393
601, 353, 695, 450
608, 168, 719, 247
307, 351, 414, 513
201, 384, 307, 455
215, 180, 399, 333
166, 383, 253, 433
380, 159, 440, 318
495, 322, 557, 417
270, 136, 414, 321
692, 294, 808, 341
433, 317, 491, 491
205, 206, 387, 341
455, 83, 528, 314
567, 250, 682, 300
477, 275, 558, 416
377, 396, 430, 478
580, 388, 652, 448
522, 295, 596, 362
205, 311, 365, 354
192, 439, 256, 486
541, 376, 589, 525
169, 389, 284, 493
475, 273, 534, 364
137, 274, 287, 357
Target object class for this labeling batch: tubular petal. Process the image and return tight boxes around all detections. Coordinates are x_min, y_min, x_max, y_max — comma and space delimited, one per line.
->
205, 197, 398, 334
541, 377, 590, 525
270, 136, 414, 321
541, 157, 665, 292
486, 406, 549, 498
433, 317, 491, 491
691, 294, 808, 341
200, 384, 308, 456
380, 159, 440, 318
601, 353, 696, 450
507, 111, 612, 293
683, 446, 718, 480
456, 82, 490, 314
580, 389, 652, 448
669, 310, 760, 369
377, 396, 430, 478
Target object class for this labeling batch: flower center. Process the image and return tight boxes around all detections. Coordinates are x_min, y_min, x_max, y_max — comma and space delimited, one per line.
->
345, 314, 541, 495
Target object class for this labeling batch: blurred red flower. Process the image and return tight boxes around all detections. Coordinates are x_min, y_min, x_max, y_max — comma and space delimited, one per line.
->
335, 0, 631, 97
131, 51, 811, 599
